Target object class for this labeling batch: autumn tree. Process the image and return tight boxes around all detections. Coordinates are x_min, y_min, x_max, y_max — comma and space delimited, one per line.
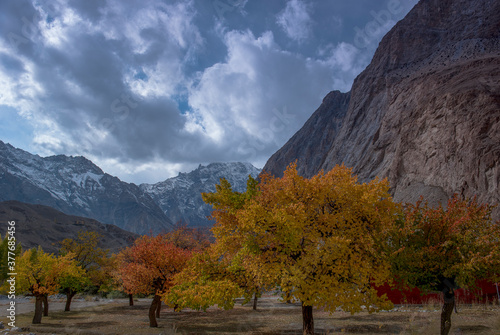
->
168, 178, 265, 311
58, 231, 110, 311
390, 195, 500, 335
16, 247, 75, 323
117, 235, 192, 327
207, 176, 266, 310
163, 223, 212, 251
201, 163, 398, 335
167, 243, 265, 311
167, 247, 244, 311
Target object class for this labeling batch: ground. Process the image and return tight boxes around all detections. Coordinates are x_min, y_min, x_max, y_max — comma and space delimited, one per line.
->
0, 296, 499, 334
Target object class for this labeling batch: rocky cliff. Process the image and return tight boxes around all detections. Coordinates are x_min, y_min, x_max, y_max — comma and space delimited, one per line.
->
264, 0, 500, 218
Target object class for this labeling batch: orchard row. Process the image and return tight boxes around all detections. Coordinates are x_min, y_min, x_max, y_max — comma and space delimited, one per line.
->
3, 164, 499, 335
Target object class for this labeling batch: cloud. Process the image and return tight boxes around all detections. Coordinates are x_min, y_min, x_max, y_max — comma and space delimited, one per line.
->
0, 0, 420, 183
186, 29, 336, 167
0, 0, 205, 181
276, 0, 313, 43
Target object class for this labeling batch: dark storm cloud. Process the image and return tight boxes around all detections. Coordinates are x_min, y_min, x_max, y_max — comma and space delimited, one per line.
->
0, 0, 419, 183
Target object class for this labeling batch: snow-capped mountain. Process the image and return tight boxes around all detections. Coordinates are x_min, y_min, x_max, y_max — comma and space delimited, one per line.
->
141, 162, 261, 227
0, 140, 173, 235
0, 140, 261, 232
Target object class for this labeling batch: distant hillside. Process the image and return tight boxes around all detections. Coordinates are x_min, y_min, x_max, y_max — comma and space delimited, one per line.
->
0, 200, 138, 254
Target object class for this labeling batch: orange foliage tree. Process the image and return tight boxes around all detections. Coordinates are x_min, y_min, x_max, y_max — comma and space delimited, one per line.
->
163, 223, 212, 251
390, 195, 500, 335
117, 235, 192, 327
183, 163, 398, 335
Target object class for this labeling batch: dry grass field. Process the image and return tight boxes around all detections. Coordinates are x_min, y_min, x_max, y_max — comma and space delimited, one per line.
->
2, 296, 499, 335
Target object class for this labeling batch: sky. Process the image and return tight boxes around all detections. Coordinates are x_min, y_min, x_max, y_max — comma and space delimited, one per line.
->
0, 0, 419, 184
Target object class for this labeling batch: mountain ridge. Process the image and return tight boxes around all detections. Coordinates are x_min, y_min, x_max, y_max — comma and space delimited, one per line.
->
0, 140, 173, 235
0, 140, 261, 231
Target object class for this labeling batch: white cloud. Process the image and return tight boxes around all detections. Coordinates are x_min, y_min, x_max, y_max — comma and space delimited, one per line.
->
186, 29, 335, 164
104, 0, 203, 98
0, 55, 42, 114
276, 0, 313, 43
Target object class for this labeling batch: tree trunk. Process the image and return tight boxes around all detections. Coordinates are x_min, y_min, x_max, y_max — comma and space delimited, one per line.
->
156, 299, 161, 318
302, 302, 314, 335
149, 294, 161, 327
440, 289, 455, 335
253, 293, 258, 310
42, 294, 49, 316
129, 294, 134, 306
65, 292, 75, 312
32, 295, 43, 324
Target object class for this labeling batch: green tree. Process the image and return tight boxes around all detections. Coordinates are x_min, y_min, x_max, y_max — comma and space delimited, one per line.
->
390, 195, 500, 335
57, 261, 90, 312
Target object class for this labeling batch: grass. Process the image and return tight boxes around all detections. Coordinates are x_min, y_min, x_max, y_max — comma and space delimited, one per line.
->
3, 296, 500, 335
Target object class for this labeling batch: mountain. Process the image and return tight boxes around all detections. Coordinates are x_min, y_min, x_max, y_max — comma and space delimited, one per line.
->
141, 162, 261, 227
0, 140, 261, 232
0, 200, 138, 254
264, 0, 500, 219
0, 141, 173, 235
264, 90, 351, 178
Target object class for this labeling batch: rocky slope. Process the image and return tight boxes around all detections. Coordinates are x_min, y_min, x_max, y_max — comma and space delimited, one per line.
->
0, 141, 173, 235
264, 0, 500, 218
141, 162, 261, 227
0, 200, 138, 253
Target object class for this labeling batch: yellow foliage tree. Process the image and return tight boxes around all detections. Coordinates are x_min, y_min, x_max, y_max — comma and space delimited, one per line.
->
203, 163, 398, 335
17, 247, 76, 324
167, 243, 265, 311
59, 231, 109, 311
167, 177, 265, 311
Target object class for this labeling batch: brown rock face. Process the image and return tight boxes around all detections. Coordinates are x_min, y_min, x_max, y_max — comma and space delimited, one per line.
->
263, 0, 500, 218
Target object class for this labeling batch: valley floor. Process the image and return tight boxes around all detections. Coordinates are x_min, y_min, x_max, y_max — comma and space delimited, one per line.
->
1, 296, 499, 334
